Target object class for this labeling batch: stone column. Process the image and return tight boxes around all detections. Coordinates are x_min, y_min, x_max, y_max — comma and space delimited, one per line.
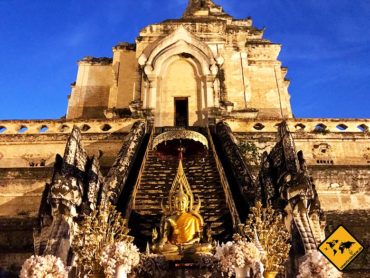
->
134, 67, 143, 101
147, 79, 157, 110
142, 80, 149, 108
206, 76, 215, 108
213, 77, 220, 108
205, 75, 217, 125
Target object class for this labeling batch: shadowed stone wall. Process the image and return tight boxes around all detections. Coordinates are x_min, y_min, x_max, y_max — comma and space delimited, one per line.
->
325, 210, 370, 273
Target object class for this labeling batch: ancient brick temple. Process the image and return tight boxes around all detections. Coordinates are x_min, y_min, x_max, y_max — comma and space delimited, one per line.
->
0, 0, 369, 277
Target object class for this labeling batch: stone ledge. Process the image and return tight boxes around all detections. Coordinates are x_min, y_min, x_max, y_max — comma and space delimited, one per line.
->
78, 56, 112, 65
0, 118, 140, 135
225, 118, 370, 133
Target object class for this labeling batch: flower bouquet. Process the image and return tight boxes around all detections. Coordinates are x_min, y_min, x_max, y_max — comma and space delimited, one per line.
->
243, 202, 290, 276
215, 234, 261, 277
100, 241, 140, 278
297, 251, 342, 278
20, 255, 68, 278
72, 203, 133, 276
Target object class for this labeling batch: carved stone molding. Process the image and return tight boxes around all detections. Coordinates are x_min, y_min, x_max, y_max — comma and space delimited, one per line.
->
312, 143, 332, 159
21, 153, 53, 167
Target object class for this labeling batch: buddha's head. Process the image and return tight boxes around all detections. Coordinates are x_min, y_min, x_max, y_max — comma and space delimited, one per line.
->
174, 186, 189, 213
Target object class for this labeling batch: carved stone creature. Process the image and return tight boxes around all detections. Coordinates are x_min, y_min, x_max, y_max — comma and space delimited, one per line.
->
34, 121, 147, 267
257, 122, 326, 275
49, 176, 82, 218
33, 126, 104, 265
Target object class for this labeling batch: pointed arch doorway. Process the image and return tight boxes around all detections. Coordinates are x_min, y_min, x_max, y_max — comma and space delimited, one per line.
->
174, 97, 189, 127
159, 57, 202, 127
139, 26, 223, 127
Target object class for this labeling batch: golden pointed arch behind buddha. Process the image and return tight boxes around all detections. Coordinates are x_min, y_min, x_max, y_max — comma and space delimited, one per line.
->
152, 158, 211, 256
165, 159, 202, 217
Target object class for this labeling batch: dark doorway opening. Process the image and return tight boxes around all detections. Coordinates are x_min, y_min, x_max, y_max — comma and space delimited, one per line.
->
175, 98, 188, 126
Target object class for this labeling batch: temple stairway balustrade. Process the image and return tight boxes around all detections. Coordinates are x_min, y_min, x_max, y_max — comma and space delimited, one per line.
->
126, 129, 234, 249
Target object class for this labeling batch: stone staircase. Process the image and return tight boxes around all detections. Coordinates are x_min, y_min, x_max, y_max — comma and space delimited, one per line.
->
128, 143, 234, 248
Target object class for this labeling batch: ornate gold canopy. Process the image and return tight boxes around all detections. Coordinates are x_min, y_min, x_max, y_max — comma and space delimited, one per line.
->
153, 130, 208, 151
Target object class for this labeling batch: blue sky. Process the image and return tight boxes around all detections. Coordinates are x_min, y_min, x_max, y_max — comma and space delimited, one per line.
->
0, 0, 369, 119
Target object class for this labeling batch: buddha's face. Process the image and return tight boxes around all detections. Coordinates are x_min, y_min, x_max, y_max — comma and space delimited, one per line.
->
175, 196, 189, 213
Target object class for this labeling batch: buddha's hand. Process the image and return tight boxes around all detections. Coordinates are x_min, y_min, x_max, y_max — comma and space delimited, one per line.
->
168, 218, 177, 227
187, 237, 200, 245
168, 219, 180, 235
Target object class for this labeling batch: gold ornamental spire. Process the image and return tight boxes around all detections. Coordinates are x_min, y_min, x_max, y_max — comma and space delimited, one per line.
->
168, 159, 194, 213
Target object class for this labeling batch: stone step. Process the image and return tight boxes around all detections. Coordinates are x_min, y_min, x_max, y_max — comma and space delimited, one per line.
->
128, 145, 234, 248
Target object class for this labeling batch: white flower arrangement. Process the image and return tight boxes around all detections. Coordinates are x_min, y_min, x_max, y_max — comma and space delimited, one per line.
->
20, 255, 68, 278
215, 234, 261, 277
297, 251, 342, 278
99, 241, 140, 277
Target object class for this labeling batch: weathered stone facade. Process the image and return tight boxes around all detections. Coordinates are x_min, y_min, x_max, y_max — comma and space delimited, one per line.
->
66, 0, 292, 122
0, 0, 369, 276
232, 119, 370, 273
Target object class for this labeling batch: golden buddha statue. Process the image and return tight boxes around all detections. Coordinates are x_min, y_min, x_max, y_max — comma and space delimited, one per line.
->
152, 158, 211, 257
164, 184, 202, 245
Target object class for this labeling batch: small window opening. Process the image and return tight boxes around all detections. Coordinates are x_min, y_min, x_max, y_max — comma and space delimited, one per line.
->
253, 123, 265, 130
358, 124, 368, 132
81, 124, 91, 132
18, 126, 28, 133
336, 124, 348, 131
101, 124, 112, 131
39, 125, 48, 133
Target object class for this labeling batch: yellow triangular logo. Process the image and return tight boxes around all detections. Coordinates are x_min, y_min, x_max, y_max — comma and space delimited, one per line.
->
318, 225, 364, 270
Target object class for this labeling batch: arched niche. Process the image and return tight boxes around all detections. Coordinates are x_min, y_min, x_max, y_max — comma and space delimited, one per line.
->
139, 26, 223, 127
156, 55, 204, 127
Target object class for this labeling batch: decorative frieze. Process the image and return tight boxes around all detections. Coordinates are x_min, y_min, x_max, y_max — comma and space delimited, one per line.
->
224, 118, 370, 133
21, 153, 53, 167
312, 143, 334, 165
0, 118, 139, 135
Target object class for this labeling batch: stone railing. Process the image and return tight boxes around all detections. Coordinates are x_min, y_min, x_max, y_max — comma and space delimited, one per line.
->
207, 127, 241, 231
0, 118, 368, 135
125, 125, 155, 219
225, 118, 370, 133
0, 118, 141, 135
